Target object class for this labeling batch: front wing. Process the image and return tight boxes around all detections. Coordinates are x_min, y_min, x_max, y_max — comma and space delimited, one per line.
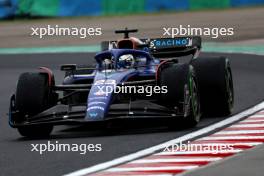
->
9, 98, 184, 128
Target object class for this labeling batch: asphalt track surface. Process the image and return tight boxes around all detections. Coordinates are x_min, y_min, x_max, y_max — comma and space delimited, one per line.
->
0, 52, 264, 176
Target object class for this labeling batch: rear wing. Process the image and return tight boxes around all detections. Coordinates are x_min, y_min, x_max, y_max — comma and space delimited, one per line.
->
148, 36, 201, 58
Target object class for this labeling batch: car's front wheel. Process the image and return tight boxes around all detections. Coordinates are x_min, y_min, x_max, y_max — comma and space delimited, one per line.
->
15, 72, 56, 137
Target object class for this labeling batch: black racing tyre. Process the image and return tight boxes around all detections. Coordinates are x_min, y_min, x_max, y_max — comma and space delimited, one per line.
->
191, 57, 234, 116
159, 63, 201, 128
101, 41, 109, 51
15, 72, 56, 137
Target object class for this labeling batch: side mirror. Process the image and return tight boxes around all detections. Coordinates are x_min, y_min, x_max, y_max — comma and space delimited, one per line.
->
60, 64, 77, 71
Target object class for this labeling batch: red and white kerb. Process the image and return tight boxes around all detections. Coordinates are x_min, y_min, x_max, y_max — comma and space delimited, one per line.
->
91, 110, 264, 176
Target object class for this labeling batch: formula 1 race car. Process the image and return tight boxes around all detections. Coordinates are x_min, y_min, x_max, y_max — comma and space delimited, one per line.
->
9, 29, 234, 137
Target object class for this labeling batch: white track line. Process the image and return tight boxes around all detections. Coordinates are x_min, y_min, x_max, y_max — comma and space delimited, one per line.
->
131, 158, 222, 163
65, 101, 264, 176
107, 166, 198, 172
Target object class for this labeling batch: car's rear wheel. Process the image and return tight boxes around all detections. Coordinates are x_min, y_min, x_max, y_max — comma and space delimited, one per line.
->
191, 57, 234, 116
15, 72, 56, 137
159, 63, 201, 128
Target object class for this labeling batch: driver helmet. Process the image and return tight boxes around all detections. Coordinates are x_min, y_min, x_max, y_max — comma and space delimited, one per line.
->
118, 54, 135, 69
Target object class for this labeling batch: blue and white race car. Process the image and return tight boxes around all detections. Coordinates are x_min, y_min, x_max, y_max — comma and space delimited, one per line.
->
9, 29, 234, 137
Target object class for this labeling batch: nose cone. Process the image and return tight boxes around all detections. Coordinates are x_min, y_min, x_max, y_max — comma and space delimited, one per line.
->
85, 69, 136, 121
86, 82, 114, 121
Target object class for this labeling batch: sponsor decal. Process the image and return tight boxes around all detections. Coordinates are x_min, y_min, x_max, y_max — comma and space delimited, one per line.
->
87, 106, 105, 111
89, 112, 98, 118
94, 79, 116, 85
89, 97, 107, 100
150, 38, 191, 49
94, 89, 108, 96
88, 102, 106, 106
